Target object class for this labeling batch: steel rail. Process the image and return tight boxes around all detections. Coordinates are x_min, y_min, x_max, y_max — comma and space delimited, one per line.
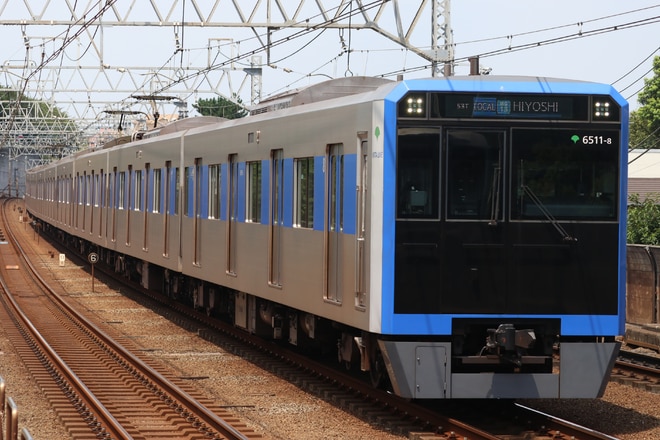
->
1, 198, 254, 440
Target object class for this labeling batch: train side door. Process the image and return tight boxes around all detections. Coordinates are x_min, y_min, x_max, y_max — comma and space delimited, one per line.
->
326, 144, 344, 303
163, 161, 172, 257
355, 135, 368, 308
226, 154, 238, 276
193, 158, 202, 265
270, 149, 284, 287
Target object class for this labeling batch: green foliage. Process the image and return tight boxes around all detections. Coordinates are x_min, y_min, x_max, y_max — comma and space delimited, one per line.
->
627, 193, 660, 244
192, 94, 248, 119
0, 86, 77, 139
629, 56, 660, 149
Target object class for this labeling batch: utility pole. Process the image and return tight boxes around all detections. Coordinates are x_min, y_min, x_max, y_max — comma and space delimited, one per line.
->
432, 0, 454, 77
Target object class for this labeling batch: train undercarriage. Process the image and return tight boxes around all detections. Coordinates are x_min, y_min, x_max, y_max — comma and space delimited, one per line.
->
48, 222, 386, 386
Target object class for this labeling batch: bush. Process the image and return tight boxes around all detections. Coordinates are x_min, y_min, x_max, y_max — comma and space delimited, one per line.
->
627, 193, 660, 244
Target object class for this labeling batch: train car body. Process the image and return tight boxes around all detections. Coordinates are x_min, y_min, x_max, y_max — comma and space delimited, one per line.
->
26, 75, 628, 399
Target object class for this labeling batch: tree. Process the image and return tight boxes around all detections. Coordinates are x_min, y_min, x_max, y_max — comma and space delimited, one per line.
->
629, 56, 660, 150
627, 193, 660, 244
192, 94, 248, 119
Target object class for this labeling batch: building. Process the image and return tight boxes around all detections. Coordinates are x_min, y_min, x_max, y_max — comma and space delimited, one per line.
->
629, 149, 660, 202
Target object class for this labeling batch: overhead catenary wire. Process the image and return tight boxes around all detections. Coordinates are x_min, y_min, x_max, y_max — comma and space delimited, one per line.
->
141, 0, 389, 97
108, 2, 373, 116
83, 3, 660, 125
612, 46, 659, 85
2, 0, 117, 147
374, 14, 659, 81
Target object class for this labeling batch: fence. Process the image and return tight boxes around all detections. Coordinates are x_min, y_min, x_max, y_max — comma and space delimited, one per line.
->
627, 244, 660, 325
0, 377, 33, 440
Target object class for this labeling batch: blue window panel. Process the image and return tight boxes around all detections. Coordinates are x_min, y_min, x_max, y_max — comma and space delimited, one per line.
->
313, 156, 325, 231
342, 154, 356, 235
201, 165, 209, 219
261, 159, 270, 225
283, 158, 294, 228
220, 163, 228, 221
237, 162, 246, 223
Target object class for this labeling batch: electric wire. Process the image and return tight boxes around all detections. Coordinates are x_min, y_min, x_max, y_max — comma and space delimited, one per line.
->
141, 0, 386, 97
2, 0, 117, 147
455, 5, 659, 49
612, 46, 659, 85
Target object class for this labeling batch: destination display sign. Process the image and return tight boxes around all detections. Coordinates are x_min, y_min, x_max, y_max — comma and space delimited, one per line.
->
430, 93, 590, 121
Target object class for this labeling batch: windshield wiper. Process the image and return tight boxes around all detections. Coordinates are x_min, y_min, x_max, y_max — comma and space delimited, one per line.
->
520, 185, 577, 243
488, 155, 502, 226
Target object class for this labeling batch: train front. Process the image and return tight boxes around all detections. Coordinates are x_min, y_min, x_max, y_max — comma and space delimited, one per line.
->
374, 76, 627, 399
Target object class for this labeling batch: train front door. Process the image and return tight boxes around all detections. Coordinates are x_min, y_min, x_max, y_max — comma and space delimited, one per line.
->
443, 129, 506, 312
394, 128, 506, 314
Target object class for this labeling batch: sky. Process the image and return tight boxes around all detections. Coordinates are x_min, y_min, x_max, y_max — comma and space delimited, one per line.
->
0, 0, 658, 118
449, 1, 659, 110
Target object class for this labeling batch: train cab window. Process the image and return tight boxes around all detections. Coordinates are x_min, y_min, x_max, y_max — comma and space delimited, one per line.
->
446, 130, 504, 220
511, 128, 619, 220
396, 128, 439, 219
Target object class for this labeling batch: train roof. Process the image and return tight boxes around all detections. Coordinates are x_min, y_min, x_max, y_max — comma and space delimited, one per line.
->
392, 75, 626, 102
251, 76, 393, 115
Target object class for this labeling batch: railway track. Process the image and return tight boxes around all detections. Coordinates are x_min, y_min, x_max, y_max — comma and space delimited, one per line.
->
612, 348, 660, 393
4, 197, 620, 440
0, 199, 261, 440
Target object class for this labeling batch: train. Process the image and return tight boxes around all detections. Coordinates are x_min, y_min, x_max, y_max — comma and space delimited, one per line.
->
25, 75, 628, 399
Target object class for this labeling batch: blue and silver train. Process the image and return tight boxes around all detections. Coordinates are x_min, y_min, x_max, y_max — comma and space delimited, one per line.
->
25, 75, 627, 398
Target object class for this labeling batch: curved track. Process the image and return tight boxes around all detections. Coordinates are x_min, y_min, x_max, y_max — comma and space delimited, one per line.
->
0, 198, 260, 440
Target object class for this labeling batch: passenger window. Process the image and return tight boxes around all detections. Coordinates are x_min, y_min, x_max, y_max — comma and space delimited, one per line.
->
135, 169, 142, 211
118, 171, 125, 210
153, 168, 161, 213
294, 157, 314, 228
397, 128, 439, 219
247, 161, 262, 223
209, 164, 221, 219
